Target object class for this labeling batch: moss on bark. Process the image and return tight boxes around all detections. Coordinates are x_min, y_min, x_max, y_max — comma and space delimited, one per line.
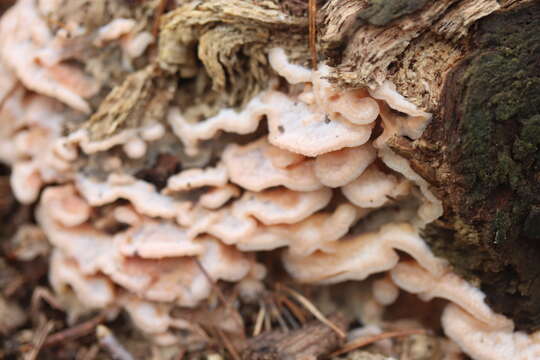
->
418, 1, 540, 330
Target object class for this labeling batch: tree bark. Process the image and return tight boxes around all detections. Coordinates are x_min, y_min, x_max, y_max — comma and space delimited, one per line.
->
219, 0, 540, 331
375, 1, 540, 331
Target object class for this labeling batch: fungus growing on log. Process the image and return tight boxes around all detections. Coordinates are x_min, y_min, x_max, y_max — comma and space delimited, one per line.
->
0, 0, 538, 359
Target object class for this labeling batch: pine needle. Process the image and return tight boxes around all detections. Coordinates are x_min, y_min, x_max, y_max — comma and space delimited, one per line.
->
278, 285, 346, 338
269, 298, 289, 332
275, 293, 308, 324
331, 329, 427, 357
215, 328, 241, 360
308, 0, 318, 69
253, 302, 266, 337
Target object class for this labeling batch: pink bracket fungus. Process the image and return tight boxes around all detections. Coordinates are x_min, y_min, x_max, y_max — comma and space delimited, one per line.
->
223, 137, 323, 192
283, 223, 445, 284
341, 165, 411, 208
314, 144, 377, 187
0, 0, 99, 113
232, 187, 332, 225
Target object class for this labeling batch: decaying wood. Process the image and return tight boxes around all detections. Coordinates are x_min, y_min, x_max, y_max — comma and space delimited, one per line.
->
388, 0, 540, 331
306, 0, 540, 332
318, 0, 500, 99
242, 313, 348, 360
85, 64, 176, 141
158, 0, 310, 109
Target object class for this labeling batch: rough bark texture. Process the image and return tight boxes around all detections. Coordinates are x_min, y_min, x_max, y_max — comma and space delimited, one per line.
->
316, 0, 539, 331
318, 0, 500, 91
388, 1, 540, 331
158, 0, 311, 110
242, 313, 348, 360
85, 64, 177, 141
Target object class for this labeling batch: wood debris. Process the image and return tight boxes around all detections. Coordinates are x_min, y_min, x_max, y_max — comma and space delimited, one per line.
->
242, 313, 348, 360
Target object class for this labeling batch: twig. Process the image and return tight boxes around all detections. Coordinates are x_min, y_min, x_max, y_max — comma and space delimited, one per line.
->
278, 285, 346, 338
215, 328, 241, 360
330, 329, 427, 357
97, 325, 135, 360
25, 320, 54, 360
268, 298, 289, 332
275, 293, 307, 324
195, 259, 245, 340
277, 302, 300, 330
195, 259, 229, 308
308, 0, 318, 69
264, 302, 272, 332
43, 312, 107, 347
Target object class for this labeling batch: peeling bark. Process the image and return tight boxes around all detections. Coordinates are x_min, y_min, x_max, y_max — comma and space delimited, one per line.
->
318, 0, 500, 90
85, 64, 176, 141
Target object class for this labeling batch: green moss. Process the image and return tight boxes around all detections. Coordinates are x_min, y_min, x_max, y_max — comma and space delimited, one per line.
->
357, 0, 430, 26
424, 2, 540, 330
523, 206, 540, 238
448, 2, 540, 221
493, 210, 511, 245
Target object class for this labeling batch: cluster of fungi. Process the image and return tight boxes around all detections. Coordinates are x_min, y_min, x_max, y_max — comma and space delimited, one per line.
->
0, 1, 538, 359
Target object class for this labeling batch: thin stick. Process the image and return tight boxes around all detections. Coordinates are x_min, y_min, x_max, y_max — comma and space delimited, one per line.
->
278, 302, 301, 330
331, 329, 427, 357
25, 320, 54, 360
279, 285, 346, 338
195, 259, 229, 307
308, 0, 318, 69
275, 294, 307, 324
264, 302, 272, 332
215, 328, 241, 360
195, 259, 245, 340
43, 312, 106, 346
269, 298, 289, 332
